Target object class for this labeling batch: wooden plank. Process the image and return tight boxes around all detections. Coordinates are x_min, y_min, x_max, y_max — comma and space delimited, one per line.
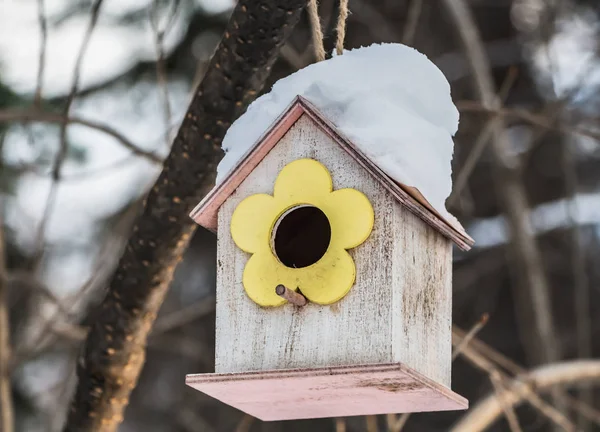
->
189, 96, 474, 250
215, 116, 395, 374
391, 208, 453, 386
215, 115, 453, 389
185, 363, 468, 421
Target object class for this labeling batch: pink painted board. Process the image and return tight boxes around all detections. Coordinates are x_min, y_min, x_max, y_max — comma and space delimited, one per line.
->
189, 101, 305, 232
185, 363, 468, 421
189, 96, 474, 251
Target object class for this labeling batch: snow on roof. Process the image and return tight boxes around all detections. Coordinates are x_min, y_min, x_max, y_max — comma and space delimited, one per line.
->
217, 43, 460, 223
192, 97, 474, 250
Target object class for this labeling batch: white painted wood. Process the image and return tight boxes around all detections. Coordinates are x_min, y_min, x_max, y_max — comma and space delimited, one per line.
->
391, 207, 453, 385
215, 114, 452, 387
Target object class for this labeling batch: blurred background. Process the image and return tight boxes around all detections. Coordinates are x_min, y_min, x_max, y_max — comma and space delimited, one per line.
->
1, 0, 599, 431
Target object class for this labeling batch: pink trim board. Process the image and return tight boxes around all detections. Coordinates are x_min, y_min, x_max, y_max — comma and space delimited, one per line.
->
185, 363, 468, 421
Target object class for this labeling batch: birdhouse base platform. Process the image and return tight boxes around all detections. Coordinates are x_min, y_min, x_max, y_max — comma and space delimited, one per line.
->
185, 363, 468, 421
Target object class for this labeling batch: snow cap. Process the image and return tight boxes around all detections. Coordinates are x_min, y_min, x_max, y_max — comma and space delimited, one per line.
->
217, 43, 459, 220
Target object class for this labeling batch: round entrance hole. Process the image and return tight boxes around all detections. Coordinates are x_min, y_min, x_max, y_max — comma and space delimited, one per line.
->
272, 206, 331, 268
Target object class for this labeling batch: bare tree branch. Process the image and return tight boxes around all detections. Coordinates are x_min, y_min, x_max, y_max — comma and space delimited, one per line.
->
234, 414, 254, 432
34, 0, 48, 106
441, 0, 561, 375
489, 371, 522, 432
151, 295, 215, 336
457, 102, 600, 143
451, 332, 576, 432
63, 1, 308, 430
33, 0, 105, 269
562, 136, 593, 431
449, 67, 519, 205
452, 359, 600, 432
453, 326, 600, 425
0, 109, 163, 163
334, 417, 346, 432
365, 415, 378, 432
0, 202, 14, 432
452, 313, 489, 360
401, 0, 422, 45
10, 200, 140, 372
386, 412, 409, 432
149, 0, 180, 148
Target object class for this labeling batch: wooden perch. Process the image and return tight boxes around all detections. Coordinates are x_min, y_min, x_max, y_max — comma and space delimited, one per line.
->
276, 285, 307, 306
62, 1, 308, 431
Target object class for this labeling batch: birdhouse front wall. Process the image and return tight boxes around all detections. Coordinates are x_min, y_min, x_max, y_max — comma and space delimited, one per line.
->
215, 114, 453, 387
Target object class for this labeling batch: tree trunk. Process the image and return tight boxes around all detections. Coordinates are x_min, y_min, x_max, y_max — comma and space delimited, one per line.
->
63, 1, 308, 430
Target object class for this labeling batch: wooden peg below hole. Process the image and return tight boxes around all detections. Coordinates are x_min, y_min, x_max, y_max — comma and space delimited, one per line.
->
275, 284, 307, 306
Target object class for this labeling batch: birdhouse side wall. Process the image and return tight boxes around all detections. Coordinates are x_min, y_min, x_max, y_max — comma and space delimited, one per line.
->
214, 114, 452, 387
390, 205, 453, 387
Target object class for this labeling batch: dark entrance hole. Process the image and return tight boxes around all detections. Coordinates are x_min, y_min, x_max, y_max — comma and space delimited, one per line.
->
272, 206, 331, 268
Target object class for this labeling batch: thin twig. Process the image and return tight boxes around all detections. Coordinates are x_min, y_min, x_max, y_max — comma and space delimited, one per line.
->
452, 313, 489, 360
0, 109, 162, 163
234, 414, 254, 432
489, 371, 522, 432
365, 415, 378, 432
451, 333, 579, 432
449, 67, 519, 205
522, 386, 575, 432
151, 296, 216, 336
10, 199, 140, 371
441, 0, 561, 377
34, 0, 48, 106
308, 0, 326, 61
149, 0, 180, 148
386, 315, 490, 431
389, 413, 410, 432
34, 0, 105, 267
334, 417, 346, 432
275, 284, 307, 306
453, 326, 600, 426
0, 201, 14, 432
456, 102, 600, 143
401, 0, 422, 45
562, 135, 592, 432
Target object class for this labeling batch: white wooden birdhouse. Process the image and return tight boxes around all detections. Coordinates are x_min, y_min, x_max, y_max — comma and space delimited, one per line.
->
186, 96, 474, 421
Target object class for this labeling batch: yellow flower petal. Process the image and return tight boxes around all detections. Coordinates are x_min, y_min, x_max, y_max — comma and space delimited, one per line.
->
242, 251, 287, 307
230, 194, 277, 254
323, 188, 375, 249
273, 159, 332, 204
297, 249, 356, 305
231, 158, 374, 307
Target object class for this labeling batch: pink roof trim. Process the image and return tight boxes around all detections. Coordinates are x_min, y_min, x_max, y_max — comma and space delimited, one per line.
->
190, 96, 474, 250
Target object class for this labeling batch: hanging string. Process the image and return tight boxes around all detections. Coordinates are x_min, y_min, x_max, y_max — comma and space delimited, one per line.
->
308, 0, 326, 62
335, 0, 349, 55
308, 0, 349, 61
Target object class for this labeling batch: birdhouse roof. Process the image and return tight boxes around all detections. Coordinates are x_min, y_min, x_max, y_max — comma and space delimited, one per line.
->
190, 96, 474, 251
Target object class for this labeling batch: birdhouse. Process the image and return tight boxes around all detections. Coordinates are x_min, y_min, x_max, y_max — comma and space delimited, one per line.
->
186, 96, 474, 421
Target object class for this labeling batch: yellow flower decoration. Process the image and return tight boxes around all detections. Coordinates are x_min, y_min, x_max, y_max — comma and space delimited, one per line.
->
230, 159, 374, 307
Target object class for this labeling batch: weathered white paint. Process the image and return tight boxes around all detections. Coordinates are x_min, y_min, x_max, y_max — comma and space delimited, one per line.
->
215, 114, 453, 387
